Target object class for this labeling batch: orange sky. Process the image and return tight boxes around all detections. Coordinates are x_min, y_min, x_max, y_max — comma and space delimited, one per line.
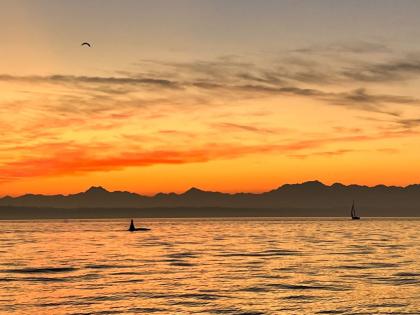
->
2, 1, 420, 196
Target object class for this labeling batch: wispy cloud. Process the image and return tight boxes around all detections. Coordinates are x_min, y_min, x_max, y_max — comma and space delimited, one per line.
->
341, 55, 420, 82
288, 149, 358, 159
396, 118, 420, 128
2, 50, 419, 118
291, 41, 391, 55
2, 42, 420, 185
1, 128, 417, 182
214, 122, 279, 134
0, 74, 178, 88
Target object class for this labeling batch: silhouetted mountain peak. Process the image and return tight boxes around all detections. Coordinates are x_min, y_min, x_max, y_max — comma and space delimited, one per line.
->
300, 180, 326, 187
275, 180, 326, 191
85, 186, 109, 194
184, 187, 206, 195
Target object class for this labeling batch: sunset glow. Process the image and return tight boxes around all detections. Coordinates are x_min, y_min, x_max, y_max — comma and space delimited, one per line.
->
2, 1, 420, 196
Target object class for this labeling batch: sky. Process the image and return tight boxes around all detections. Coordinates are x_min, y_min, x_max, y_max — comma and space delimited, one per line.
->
2, 0, 420, 196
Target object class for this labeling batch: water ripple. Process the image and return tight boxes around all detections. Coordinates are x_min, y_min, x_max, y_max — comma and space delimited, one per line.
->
0, 218, 418, 315
4, 267, 77, 273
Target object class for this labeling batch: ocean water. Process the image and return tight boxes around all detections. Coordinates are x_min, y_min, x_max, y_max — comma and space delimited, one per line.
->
0, 218, 418, 315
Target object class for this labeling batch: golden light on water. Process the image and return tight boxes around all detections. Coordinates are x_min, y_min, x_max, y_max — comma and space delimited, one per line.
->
1, 219, 419, 314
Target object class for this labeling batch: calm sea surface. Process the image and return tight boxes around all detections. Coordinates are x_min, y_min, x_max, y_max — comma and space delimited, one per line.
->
0, 218, 419, 315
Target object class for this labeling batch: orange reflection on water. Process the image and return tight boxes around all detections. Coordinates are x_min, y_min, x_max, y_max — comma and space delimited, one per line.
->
1, 218, 419, 314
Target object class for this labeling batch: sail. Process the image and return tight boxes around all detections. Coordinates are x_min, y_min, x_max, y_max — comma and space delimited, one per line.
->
351, 201, 356, 217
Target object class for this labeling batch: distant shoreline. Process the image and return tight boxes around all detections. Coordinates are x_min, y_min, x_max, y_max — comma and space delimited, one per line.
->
0, 206, 418, 220
2, 181, 420, 218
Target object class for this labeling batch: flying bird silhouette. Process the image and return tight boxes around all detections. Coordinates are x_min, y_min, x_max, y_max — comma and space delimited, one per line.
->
81, 42, 91, 47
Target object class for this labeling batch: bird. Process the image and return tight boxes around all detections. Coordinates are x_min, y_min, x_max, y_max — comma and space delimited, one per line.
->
81, 42, 91, 47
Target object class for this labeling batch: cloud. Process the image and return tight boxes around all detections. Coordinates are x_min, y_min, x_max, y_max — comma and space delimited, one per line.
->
3, 45, 420, 185
230, 85, 416, 115
214, 122, 279, 134
143, 56, 420, 115
2, 49, 420, 119
323, 88, 416, 116
291, 41, 391, 55
333, 88, 416, 105
341, 55, 420, 82
288, 149, 357, 159
0, 144, 275, 182
288, 145, 402, 159
1, 128, 417, 183
157, 130, 198, 138
396, 118, 420, 128
0, 74, 178, 88
333, 127, 363, 133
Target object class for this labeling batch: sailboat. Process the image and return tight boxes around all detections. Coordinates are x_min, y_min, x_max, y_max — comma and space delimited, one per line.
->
350, 200, 360, 220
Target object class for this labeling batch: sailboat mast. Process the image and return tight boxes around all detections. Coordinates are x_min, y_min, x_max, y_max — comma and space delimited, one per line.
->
350, 199, 361, 220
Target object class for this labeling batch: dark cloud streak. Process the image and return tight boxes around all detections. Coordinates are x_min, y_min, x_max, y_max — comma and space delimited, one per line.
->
2, 49, 420, 118
341, 56, 420, 82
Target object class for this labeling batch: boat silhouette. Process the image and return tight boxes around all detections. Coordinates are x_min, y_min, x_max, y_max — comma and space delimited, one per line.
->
128, 219, 151, 231
350, 200, 360, 220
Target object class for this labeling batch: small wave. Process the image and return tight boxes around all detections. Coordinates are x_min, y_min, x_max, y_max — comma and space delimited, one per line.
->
164, 251, 198, 267
219, 249, 300, 257
338, 265, 369, 270
169, 261, 195, 267
110, 271, 145, 276
284, 295, 317, 300
86, 295, 126, 302
78, 273, 102, 281
391, 278, 420, 285
126, 307, 165, 313
367, 303, 408, 308
0, 277, 17, 282
316, 310, 347, 314
367, 276, 419, 285
256, 274, 290, 280
331, 249, 375, 255
171, 300, 208, 307
393, 272, 419, 277
0, 273, 101, 283
166, 252, 198, 259
4, 267, 77, 274
205, 307, 241, 314
273, 267, 297, 272
240, 286, 269, 293
178, 293, 225, 300
85, 264, 131, 270
377, 244, 407, 250
16, 277, 71, 282
338, 262, 399, 270
114, 278, 145, 284
269, 283, 350, 291
365, 262, 399, 268
70, 311, 121, 315
37, 300, 96, 307
145, 293, 174, 299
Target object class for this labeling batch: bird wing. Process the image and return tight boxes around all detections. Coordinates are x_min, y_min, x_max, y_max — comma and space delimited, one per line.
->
81, 42, 91, 47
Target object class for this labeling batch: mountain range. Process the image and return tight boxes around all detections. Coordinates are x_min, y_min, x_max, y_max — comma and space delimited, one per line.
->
0, 181, 419, 219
